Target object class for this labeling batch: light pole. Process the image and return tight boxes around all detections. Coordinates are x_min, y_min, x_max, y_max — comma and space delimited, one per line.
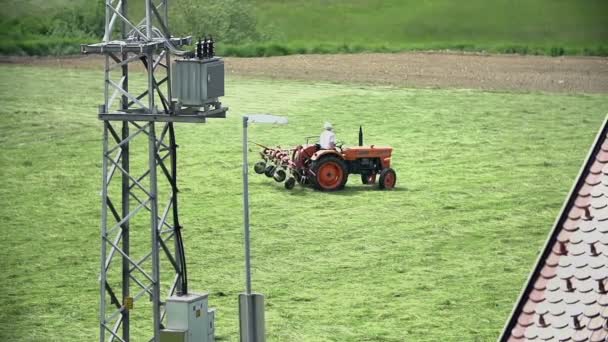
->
240, 114, 288, 342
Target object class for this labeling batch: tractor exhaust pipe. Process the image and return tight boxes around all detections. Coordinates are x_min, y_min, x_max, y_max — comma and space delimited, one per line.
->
359, 126, 363, 146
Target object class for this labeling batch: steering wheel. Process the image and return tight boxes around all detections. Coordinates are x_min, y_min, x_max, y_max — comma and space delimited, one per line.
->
335, 140, 345, 152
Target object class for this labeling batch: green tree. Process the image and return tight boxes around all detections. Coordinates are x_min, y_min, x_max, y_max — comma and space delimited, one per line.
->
171, 0, 264, 44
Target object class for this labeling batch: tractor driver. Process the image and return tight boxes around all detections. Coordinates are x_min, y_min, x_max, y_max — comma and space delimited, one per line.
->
319, 122, 336, 149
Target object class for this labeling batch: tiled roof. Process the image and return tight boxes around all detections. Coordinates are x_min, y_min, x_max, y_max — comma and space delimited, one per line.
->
500, 117, 608, 342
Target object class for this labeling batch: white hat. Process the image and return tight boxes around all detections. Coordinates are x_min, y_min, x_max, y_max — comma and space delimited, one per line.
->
324, 122, 333, 130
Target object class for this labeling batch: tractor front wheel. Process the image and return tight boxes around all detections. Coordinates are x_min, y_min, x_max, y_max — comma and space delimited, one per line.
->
378, 168, 396, 190
311, 156, 348, 191
361, 173, 376, 185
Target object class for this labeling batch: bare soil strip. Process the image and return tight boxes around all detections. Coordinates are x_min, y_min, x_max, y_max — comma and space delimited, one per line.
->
3, 53, 607, 93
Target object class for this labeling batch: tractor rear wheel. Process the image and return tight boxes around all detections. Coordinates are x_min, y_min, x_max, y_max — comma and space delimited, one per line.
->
378, 168, 396, 190
254, 161, 266, 174
311, 156, 348, 191
361, 173, 376, 185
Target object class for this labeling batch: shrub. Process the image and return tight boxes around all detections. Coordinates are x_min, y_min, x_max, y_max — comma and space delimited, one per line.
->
171, 0, 264, 44
549, 46, 565, 57
50, 2, 104, 38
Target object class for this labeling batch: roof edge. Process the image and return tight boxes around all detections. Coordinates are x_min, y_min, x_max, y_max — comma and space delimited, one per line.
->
497, 114, 608, 341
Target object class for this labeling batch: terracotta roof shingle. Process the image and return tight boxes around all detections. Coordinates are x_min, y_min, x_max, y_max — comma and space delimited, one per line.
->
500, 117, 608, 342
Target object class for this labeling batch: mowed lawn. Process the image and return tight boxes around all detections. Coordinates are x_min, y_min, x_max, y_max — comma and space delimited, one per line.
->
0, 65, 607, 341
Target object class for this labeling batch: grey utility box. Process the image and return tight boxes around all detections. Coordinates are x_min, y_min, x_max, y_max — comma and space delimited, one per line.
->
172, 58, 224, 107
160, 329, 187, 342
160, 293, 216, 342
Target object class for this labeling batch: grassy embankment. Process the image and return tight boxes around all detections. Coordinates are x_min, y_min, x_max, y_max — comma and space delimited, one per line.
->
1, 0, 607, 56
244, 0, 608, 57
0, 65, 607, 340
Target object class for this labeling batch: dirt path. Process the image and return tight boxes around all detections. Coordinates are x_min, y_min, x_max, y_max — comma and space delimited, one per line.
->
2, 53, 607, 93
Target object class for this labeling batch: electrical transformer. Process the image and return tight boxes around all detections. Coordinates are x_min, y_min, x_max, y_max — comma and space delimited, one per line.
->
160, 293, 215, 342
172, 57, 225, 107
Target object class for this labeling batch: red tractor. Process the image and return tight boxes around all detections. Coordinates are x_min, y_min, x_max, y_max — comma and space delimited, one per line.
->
253, 127, 396, 191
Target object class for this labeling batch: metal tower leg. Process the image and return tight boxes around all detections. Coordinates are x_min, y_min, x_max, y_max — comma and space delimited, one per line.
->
100, 122, 109, 342
149, 123, 161, 341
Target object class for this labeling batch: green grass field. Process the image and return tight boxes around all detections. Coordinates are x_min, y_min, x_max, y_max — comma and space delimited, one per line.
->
0, 65, 607, 341
253, 0, 608, 56
1, 0, 607, 56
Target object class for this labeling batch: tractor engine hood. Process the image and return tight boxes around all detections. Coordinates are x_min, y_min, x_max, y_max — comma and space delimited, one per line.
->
342, 146, 393, 160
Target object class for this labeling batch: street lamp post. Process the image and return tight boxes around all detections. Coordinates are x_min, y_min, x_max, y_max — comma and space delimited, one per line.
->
240, 114, 288, 342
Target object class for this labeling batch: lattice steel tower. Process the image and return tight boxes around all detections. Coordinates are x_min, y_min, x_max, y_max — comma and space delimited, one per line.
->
82, 1, 226, 341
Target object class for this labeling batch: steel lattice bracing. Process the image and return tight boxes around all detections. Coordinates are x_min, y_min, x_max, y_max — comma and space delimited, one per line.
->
100, 120, 186, 342
81, 1, 224, 341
